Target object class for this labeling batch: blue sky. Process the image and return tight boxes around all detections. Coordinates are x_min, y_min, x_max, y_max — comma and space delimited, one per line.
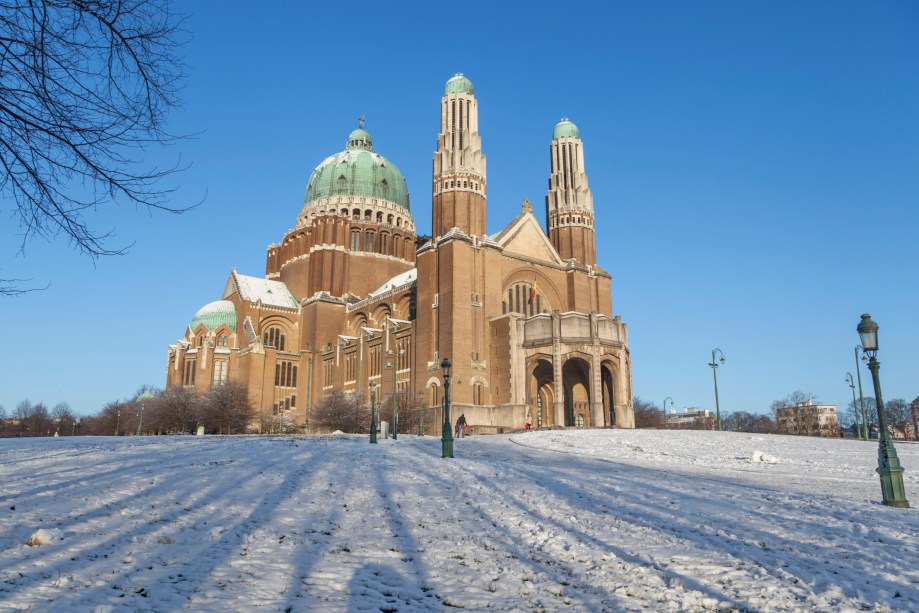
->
1, 1, 917, 417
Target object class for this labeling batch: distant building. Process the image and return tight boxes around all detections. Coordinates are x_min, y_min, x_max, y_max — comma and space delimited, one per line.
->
776, 401, 838, 437
667, 407, 713, 427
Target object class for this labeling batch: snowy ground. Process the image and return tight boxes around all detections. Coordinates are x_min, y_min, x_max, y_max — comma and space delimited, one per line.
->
1, 430, 917, 612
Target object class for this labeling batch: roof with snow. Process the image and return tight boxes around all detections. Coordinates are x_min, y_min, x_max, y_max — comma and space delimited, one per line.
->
223, 270, 299, 310
369, 268, 416, 298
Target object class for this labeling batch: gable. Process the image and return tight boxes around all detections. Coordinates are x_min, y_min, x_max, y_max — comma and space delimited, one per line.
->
495, 210, 563, 265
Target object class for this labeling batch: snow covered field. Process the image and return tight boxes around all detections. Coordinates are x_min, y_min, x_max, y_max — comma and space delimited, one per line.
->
1, 430, 917, 612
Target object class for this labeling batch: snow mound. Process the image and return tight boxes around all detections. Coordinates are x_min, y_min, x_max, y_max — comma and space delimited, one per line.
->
27, 528, 60, 546
751, 450, 780, 464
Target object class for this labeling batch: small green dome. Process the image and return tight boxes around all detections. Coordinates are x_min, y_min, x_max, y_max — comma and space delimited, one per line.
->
444, 73, 474, 95
347, 128, 372, 150
553, 118, 580, 140
190, 300, 237, 333
304, 128, 410, 209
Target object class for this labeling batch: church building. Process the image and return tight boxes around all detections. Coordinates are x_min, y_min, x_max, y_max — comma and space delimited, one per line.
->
166, 74, 634, 432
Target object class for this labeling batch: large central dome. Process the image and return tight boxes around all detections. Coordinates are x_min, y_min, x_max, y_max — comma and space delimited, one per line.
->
304, 127, 410, 209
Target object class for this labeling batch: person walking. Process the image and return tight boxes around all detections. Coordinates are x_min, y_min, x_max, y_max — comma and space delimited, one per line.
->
524, 409, 531, 431
456, 414, 467, 438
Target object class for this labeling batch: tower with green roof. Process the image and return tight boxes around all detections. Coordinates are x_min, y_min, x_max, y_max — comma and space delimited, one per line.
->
432, 73, 487, 238
546, 117, 596, 266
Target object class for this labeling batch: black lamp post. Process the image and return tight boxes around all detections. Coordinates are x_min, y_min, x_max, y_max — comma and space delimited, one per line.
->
418, 389, 425, 436
441, 357, 453, 458
854, 345, 869, 439
845, 372, 860, 438
856, 314, 909, 508
708, 349, 726, 431
369, 380, 377, 444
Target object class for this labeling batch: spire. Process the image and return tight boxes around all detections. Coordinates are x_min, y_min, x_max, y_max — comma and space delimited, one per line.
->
546, 118, 596, 265
432, 73, 487, 238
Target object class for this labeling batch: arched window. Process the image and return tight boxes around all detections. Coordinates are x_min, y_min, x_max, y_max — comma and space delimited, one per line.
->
264, 326, 285, 350
364, 231, 375, 252
380, 234, 388, 255
351, 230, 361, 251
576, 414, 585, 428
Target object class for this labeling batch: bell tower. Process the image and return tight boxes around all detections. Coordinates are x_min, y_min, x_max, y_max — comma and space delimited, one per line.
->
546, 118, 596, 266
432, 73, 487, 238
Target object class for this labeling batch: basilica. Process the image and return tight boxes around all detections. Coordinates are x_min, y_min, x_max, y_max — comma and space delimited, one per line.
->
166, 74, 634, 432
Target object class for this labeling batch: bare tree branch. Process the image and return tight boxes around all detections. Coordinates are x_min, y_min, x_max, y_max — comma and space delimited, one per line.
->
0, 0, 194, 288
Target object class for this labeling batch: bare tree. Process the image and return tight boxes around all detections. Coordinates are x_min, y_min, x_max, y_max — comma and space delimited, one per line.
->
51, 402, 75, 435
883, 399, 911, 440
201, 383, 254, 435
632, 396, 664, 429
723, 411, 776, 434
12, 399, 31, 436
154, 386, 199, 434
0, 0, 191, 291
311, 390, 368, 434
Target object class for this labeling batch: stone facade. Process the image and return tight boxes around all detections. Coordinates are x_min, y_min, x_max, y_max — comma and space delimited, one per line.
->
166, 74, 634, 432
776, 401, 839, 437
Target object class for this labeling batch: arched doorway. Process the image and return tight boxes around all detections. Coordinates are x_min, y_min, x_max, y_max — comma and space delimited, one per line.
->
530, 359, 554, 428
601, 362, 616, 427
562, 357, 591, 427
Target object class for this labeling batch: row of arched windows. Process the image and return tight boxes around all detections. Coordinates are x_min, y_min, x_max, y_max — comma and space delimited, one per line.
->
502, 283, 545, 317
264, 327, 286, 351
183, 359, 196, 385
349, 229, 413, 259
275, 361, 297, 388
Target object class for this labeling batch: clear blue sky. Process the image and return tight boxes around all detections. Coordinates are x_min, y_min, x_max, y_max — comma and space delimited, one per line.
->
1, 1, 917, 417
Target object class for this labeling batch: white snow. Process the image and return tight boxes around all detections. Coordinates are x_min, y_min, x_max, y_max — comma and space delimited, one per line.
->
0, 430, 917, 611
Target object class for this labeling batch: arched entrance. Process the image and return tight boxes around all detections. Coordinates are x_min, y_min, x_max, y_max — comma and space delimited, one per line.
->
562, 357, 591, 427
601, 362, 616, 427
530, 358, 554, 428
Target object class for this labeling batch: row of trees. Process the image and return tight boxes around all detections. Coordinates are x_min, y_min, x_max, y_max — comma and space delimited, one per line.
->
634, 391, 919, 440
0, 384, 256, 437
311, 390, 427, 435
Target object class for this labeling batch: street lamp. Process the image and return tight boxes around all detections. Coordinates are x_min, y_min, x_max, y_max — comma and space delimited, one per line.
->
845, 373, 860, 439
418, 389, 425, 436
708, 349, 726, 431
369, 380, 378, 444
854, 345, 869, 440
441, 357, 453, 458
386, 348, 405, 440
115, 408, 121, 437
137, 403, 145, 436
856, 314, 909, 508
662, 396, 674, 416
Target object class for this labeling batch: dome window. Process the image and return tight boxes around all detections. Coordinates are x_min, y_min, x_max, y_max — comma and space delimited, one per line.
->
337, 175, 347, 194
380, 179, 389, 198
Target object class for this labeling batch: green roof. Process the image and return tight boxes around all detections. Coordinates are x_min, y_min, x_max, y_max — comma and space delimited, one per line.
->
444, 73, 474, 95
553, 118, 580, 140
190, 300, 237, 333
304, 128, 410, 209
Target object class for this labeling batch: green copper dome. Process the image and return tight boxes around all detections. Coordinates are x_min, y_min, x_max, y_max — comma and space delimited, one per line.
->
190, 300, 237, 333
304, 127, 410, 209
444, 73, 474, 95
553, 118, 580, 140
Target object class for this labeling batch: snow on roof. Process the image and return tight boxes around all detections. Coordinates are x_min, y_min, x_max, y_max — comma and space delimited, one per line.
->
369, 268, 416, 298
224, 271, 299, 310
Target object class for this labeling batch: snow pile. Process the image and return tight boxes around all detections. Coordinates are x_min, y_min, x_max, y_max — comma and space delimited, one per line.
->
0, 430, 916, 611
751, 449, 780, 464
27, 528, 60, 547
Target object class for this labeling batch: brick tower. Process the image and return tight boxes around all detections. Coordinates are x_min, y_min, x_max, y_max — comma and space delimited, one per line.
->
546, 118, 596, 266
432, 73, 487, 239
